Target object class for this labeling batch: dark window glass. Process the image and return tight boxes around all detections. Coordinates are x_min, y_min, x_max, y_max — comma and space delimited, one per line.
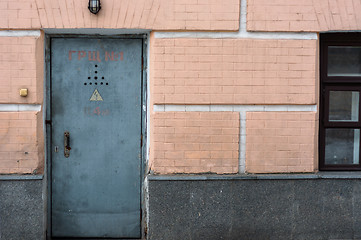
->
328, 46, 361, 77
329, 91, 359, 122
325, 128, 360, 165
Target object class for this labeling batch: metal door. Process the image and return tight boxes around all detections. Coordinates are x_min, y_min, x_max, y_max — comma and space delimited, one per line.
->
50, 38, 143, 238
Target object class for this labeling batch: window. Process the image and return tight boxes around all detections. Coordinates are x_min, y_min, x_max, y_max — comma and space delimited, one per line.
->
320, 33, 361, 170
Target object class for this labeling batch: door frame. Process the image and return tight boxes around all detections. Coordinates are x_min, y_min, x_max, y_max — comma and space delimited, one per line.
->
45, 34, 148, 239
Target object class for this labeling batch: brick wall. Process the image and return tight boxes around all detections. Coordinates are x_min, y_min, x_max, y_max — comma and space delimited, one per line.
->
4, 0, 361, 32
246, 112, 317, 173
151, 112, 239, 174
0, 0, 41, 28
0, 32, 44, 174
0, 34, 44, 104
0, 112, 43, 174
0, 0, 239, 31
247, 0, 361, 32
0, 0, 328, 176
151, 37, 316, 105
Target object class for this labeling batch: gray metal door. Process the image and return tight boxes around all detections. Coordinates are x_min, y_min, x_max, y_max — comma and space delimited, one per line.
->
50, 38, 143, 238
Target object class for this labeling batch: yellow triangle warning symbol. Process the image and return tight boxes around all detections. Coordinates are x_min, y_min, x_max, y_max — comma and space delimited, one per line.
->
89, 89, 103, 101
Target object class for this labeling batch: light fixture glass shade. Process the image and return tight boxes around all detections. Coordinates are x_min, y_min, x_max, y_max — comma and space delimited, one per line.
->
88, 0, 101, 14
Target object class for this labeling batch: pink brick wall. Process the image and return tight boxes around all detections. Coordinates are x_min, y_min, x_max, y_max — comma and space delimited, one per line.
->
0, 0, 41, 28
151, 112, 239, 174
0, 0, 239, 31
246, 112, 317, 173
0, 0, 329, 176
0, 112, 43, 174
5, 0, 361, 32
247, 0, 361, 32
151, 37, 316, 105
0, 34, 44, 104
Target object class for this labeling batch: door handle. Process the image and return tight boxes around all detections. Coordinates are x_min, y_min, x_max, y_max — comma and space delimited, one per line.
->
64, 131, 71, 158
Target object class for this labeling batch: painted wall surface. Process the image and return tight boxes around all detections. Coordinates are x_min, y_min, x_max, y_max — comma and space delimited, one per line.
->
0, 112, 43, 174
0, 0, 354, 175
0, 0, 239, 30
246, 112, 317, 173
150, 38, 317, 105
248, 0, 361, 32
151, 112, 239, 174
0, 35, 44, 104
0, 32, 44, 174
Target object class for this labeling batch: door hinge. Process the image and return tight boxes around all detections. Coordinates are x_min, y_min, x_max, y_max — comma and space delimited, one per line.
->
140, 134, 143, 147
45, 120, 52, 125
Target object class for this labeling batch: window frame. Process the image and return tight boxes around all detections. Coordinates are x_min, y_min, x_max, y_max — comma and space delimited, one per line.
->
320, 33, 361, 171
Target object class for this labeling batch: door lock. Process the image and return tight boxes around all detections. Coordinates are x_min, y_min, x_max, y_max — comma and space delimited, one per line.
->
64, 131, 71, 158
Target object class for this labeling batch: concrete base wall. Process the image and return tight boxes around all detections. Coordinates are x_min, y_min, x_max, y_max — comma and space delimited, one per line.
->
3, 177, 361, 240
148, 177, 361, 240
0, 179, 44, 240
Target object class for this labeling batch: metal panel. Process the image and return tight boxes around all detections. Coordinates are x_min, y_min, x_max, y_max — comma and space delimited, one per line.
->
51, 38, 142, 238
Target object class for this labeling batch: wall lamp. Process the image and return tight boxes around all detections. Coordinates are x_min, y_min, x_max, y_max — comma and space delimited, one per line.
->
88, 0, 101, 14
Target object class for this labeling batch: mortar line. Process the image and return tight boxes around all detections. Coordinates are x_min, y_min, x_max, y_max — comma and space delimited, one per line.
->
154, 31, 318, 40
153, 104, 318, 112
0, 104, 42, 112
0, 30, 41, 37
239, 111, 246, 173
240, 0, 247, 33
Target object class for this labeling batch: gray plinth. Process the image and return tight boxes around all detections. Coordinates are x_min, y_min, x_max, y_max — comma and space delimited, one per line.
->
148, 177, 361, 240
0, 179, 44, 240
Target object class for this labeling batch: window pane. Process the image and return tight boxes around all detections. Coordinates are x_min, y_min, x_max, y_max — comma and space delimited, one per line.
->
328, 46, 361, 77
329, 91, 359, 122
325, 129, 360, 165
